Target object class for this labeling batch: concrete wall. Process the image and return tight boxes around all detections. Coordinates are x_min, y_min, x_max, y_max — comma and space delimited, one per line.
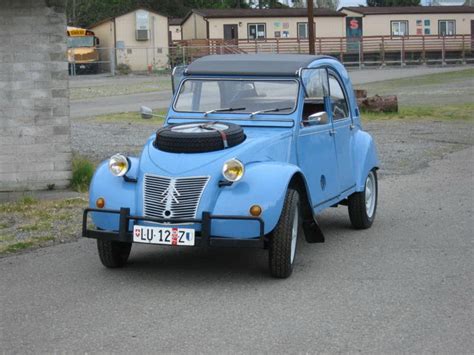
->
207, 16, 345, 39
92, 9, 170, 71
341, 11, 474, 36
0, 0, 71, 192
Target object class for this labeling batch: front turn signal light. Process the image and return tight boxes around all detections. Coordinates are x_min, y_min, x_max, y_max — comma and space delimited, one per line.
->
96, 197, 105, 208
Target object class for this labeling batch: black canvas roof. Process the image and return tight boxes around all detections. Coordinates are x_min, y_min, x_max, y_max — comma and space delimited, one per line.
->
186, 54, 331, 76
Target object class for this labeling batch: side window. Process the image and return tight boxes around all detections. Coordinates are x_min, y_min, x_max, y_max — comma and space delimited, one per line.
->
300, 68, 329, 121
329, 75, 349, 120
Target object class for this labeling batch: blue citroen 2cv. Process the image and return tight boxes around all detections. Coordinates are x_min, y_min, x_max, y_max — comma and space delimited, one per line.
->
83, 54, 379, 278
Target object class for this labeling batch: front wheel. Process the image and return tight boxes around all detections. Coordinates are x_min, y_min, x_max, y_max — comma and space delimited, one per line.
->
348, 169, 378, 229
97, 240, 132, 268
269, 188, 301, 278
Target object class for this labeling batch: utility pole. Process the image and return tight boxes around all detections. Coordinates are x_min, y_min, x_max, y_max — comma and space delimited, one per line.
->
307, 0, 315, 54
72, 0, 76, 26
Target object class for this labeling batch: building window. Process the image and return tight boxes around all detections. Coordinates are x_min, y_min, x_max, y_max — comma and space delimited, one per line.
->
391, 20, 409, 36
248, 23, 266, 40
297, 22, 308, 39
439, 20, 455, 36
297, 22, 316, 39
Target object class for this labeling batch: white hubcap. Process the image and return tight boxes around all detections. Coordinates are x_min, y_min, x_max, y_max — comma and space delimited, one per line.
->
290, 207, 299, 264
365, 171, 376, 219
171, 123, 228, 134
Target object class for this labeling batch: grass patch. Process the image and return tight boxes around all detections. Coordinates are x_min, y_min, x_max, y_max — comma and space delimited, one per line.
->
361, 103, 474, 121
71, 156, 95, 192
0, 236, 55, 254
18, 221, 52, 233
359, 68, 474, 91
0, 197, 88, 255
356, 68, 474, 108
88, 110, 167, 125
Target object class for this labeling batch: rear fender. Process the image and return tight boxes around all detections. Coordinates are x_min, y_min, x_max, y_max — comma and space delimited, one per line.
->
211, 162, 304, 238
353, 131, 379, 191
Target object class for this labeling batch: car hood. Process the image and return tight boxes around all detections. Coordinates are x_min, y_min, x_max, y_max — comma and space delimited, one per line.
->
143, 126, 293, 176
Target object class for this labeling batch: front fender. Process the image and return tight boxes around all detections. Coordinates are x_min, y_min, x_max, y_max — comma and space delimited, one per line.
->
89, 157, 139, 230
353, 130, 379, 191
211, 162, 302, 238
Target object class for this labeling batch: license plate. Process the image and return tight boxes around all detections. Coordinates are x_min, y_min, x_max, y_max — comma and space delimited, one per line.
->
133, 225, 195, 246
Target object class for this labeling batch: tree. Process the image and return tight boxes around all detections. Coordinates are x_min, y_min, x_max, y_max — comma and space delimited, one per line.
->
367, 0, 420, 6
67, 0, 250, 27
315, 0, 339, 10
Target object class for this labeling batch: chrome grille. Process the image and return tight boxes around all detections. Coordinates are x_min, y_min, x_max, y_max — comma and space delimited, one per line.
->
143, 174, 210, 220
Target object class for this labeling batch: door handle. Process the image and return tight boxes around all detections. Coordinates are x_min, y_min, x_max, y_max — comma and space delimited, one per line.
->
329, 129, 336, 136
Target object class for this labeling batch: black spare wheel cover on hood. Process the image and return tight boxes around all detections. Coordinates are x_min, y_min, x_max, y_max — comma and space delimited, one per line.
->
154, 122, 246, 153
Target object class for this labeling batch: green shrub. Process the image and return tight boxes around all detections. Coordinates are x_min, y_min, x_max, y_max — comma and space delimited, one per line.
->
116, 63, 131, 75
71, 156, 95, 192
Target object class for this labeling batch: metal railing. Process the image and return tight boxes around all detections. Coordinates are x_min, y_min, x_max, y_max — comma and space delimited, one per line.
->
173, 35, 473, 67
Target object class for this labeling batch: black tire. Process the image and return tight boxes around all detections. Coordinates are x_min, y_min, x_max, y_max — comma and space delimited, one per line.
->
348, 169, 378, 229
269, 189, 301, 279
154, 121, 245, 153
97, 240, 132, 268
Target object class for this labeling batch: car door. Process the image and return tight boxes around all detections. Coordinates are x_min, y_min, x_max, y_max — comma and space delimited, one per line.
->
297, 68, 339, 207
328, 71, 355, 193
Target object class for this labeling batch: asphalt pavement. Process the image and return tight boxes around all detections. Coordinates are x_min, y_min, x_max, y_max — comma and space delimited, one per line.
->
69, 66, 470, 118
1, 146, 472, 352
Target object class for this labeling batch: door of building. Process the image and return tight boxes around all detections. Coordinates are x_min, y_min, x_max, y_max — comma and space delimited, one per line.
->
223, 24, 238, 42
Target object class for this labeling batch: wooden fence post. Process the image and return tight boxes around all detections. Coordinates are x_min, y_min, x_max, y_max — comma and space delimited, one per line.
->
339, 37, 343, 62
401, 36, 405, 66
442, 35, 446, 65
359, 37, 364, 67
380, 36, 385, 66
461, 35, 466, 64
422, 36, 426, 64
318, 38, 322, 54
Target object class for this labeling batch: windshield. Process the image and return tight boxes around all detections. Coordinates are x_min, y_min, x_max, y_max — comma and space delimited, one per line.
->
174, 79, 299, 116
67, 36, 94, 48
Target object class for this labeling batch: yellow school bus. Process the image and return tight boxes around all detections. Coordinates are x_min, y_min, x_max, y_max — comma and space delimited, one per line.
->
67, 26, 100, 74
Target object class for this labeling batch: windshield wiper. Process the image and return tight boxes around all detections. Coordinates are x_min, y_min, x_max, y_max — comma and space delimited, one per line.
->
249, 107, 292, 118
204, 107, 246, 116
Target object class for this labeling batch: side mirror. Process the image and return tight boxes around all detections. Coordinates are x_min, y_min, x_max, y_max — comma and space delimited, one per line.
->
140, 106, 153, 119
304, 111, 328, 125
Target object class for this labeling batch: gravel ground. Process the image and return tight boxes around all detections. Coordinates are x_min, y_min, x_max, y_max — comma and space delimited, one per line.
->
72, 119, 473, 178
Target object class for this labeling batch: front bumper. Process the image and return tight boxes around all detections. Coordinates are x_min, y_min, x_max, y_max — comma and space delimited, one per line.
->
82, 207, 265, 248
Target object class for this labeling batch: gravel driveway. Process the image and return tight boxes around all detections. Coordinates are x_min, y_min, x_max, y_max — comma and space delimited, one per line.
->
72, 119, 473, 178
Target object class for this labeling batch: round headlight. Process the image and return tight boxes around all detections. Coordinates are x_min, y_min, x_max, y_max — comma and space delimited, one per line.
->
222, 159, 244, 182
108, 154, 129, 177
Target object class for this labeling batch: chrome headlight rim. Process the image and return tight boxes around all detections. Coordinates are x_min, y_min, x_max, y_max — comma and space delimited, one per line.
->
222, 158, 245, 182
108, 153, 130, 177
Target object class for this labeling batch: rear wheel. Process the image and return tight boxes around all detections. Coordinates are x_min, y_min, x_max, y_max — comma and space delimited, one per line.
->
348, 170, 378, 229
97, 240, 132, 268
269, 189, 301, 278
